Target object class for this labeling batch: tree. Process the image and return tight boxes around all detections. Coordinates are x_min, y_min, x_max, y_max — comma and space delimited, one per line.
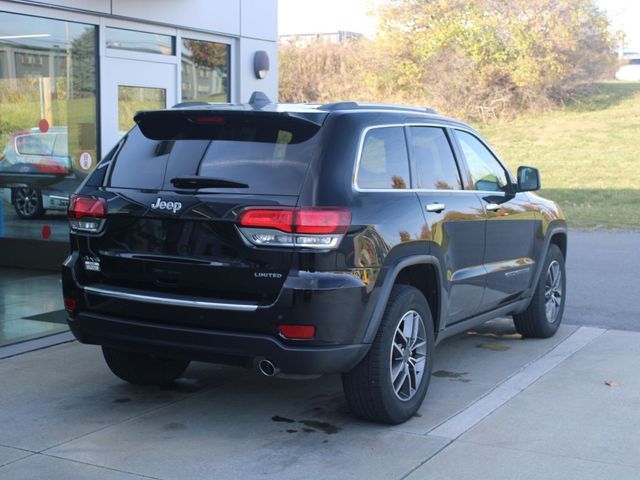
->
279, 0, 617, 120
376, 0, 616, 119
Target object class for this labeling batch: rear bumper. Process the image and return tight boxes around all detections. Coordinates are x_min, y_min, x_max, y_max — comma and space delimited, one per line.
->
68, 311, 369, 374
62, 252, 377, 374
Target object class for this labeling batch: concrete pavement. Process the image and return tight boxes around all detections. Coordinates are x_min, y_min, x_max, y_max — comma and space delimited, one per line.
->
1, 319, 639, 479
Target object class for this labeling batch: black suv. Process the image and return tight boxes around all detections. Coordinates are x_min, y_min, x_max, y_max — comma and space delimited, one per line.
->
62, 96, 567, 424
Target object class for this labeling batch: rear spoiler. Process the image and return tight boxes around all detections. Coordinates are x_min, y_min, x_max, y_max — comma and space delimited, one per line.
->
134, 110, 327, 142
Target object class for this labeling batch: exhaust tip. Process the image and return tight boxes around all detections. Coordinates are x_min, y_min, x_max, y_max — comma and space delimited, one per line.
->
258, 359, 279, 377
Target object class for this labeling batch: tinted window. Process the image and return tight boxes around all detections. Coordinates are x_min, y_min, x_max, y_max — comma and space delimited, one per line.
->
358, 127, 410, 189
197, 128, 312, 195
456, 130, 509, 192
108, 114, 321, 195
410, 127, 461, 190
108, 128, 170, 189
629, 58, 640, 65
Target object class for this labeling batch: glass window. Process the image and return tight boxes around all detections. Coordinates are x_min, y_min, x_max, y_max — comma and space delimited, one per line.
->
106, 27, 174, 55
181, 38, 230, 102
109, 114, 321, 196
0, 12, 98, 235
0, 12, 98, 348
358, 127, 410, 190
410, 127, 461, 190
455, 130, 509, 192
118, 86, 166, 133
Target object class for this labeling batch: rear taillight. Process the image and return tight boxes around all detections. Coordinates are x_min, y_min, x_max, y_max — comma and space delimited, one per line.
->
237, 207, 351, 249
67, 194, 107, 233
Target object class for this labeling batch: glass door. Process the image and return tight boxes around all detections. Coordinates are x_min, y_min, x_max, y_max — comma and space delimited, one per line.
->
101, 57, 177, 152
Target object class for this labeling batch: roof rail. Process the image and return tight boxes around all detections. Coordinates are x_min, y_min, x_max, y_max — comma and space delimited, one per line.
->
318, 102, 437, 114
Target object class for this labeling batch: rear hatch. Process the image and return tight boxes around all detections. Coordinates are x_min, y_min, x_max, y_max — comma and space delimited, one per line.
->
76, 109, 326, 309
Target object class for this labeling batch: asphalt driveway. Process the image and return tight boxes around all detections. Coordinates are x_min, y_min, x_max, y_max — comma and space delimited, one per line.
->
565, 230, 640, 331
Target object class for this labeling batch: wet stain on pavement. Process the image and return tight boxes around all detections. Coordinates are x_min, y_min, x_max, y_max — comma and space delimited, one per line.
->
477, 343, 511, 351
272, 415, 296, 423
299, 420, 341, 434
432, 370, 471, 382
113, 397, 132, 404
272, 416, 342, 434
467, 331, 523, 340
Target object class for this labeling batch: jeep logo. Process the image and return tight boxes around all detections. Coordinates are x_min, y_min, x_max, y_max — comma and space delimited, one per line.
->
151, 197, 182, 213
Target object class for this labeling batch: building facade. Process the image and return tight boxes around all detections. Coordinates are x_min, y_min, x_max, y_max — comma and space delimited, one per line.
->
0, 0, 278, 350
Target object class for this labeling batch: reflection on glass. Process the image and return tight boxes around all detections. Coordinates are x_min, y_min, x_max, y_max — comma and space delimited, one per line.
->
181, 38, 229, 102
0, 11, 97, 232
358, 127, 410, 190
118, 86, 166, 133
106, 27, 174, 55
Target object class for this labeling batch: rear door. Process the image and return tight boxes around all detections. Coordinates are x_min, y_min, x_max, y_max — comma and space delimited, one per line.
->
452, 129, 537, 310
408, 125, 487, 325
78, 111, 323, 312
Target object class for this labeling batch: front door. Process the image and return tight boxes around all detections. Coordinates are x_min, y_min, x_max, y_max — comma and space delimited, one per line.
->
452, 129, 537, 311
408, 125, 488, 325
102, 57, 177, 153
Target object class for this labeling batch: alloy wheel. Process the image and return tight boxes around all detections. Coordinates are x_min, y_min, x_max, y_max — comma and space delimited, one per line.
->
14, 187, 40, 217
544, 260, 563, 323
389, 310, 428, 401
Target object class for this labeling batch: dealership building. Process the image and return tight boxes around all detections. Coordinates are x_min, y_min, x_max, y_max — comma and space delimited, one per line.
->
0, 0, 278, 351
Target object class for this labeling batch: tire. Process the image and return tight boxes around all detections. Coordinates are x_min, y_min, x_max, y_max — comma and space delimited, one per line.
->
13, 187, 46, 219
102, 346, 190, 386
342, 285, 435, 424
514, 244, 566, 338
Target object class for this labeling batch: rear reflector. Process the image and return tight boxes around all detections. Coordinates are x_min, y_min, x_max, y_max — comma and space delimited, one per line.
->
67, 194, 107, 233
278, 324, 316, 339
64, 297, 77, 313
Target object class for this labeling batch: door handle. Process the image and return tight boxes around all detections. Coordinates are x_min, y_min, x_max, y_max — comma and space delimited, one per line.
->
485, 203, 501, 212
426, 202, 446, 213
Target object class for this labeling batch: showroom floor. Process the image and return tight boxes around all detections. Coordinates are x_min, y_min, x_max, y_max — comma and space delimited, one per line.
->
0, 267, 66, 347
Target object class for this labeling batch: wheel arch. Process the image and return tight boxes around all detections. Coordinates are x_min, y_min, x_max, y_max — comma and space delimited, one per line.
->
521, 222, 568, 306
362, 255, 445, 344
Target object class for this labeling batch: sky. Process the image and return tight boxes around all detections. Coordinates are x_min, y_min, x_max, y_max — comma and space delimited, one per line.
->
278, 0, 640, 52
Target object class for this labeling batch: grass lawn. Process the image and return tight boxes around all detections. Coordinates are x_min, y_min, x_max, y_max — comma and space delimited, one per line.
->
478, 81, 640, 229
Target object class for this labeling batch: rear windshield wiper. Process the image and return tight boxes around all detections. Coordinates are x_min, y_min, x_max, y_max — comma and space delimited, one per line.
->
170, 176, 249, 189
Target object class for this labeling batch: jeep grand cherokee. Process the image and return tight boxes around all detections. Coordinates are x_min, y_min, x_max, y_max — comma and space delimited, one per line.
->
62, 95, 567, 424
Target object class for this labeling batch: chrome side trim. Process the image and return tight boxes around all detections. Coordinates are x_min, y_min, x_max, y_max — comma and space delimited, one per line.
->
83, 286, 258, 312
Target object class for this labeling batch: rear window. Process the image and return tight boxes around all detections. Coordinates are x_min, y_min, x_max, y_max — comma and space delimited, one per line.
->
107, 113, 322, 195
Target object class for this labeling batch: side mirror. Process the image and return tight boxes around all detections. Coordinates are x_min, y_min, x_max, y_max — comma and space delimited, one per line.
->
517, 166, 540, 192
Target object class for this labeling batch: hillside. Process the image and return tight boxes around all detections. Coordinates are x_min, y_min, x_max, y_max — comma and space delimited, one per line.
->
478, 82, 640, 229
